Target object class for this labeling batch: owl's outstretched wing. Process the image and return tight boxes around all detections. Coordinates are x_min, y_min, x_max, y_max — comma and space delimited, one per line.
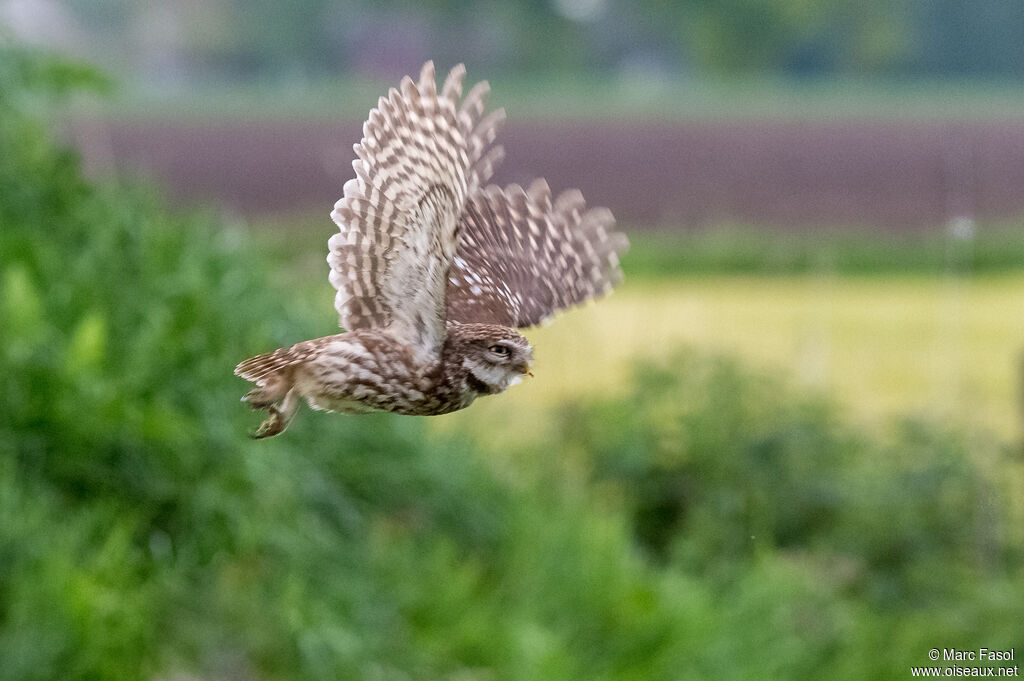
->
328, 61, 504, 358
445, 179, 628, 328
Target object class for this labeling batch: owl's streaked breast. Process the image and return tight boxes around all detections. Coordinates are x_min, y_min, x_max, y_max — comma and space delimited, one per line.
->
294, 329, 479, 416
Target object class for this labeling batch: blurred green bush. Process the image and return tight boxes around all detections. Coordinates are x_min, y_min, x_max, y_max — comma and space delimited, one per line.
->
553, 354, 1023, 675
1, 45, 1020, 681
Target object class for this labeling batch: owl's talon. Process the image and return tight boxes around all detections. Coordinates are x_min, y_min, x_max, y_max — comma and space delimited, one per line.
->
246, 388, 299, 439
250, 409, 285, 439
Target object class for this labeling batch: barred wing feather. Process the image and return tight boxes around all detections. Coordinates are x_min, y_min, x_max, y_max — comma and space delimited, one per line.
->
445, 179, 628, 328
327, 61, 504, 358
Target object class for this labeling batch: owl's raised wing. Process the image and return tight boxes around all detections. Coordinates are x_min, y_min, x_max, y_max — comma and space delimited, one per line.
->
446, 179, 628, 328
328, 62, 504, 358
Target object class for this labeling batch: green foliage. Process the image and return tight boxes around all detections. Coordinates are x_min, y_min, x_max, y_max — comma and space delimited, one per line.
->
106, 73, 1024, 124
654, 0, 906, 74
550, 352, 1023, 675
624, 226, 1024, 278
2, 46, 1021, 681
43, 0, 1024, 81
49, 0, 925, 79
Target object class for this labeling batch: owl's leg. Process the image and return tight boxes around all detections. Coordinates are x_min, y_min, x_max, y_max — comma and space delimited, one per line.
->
242, 387, 276, 408
242, 372, 289, 408
250, 387, 300, 439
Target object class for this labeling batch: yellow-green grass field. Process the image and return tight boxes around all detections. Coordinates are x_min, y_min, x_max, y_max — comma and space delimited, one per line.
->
438, 274, 1024, 445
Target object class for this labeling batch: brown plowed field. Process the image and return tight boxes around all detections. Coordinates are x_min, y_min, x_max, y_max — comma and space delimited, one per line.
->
70, 117, 1024, 230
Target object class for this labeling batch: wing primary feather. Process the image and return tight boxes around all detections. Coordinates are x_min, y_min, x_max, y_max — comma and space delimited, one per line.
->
445, 182, 628, 329
328, 62, 505, 356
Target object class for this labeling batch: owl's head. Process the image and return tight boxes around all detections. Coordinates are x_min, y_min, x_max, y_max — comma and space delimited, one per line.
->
446, 323, 534, 395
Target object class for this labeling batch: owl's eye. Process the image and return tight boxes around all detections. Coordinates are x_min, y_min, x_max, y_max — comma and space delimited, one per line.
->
488, 344, 511, 357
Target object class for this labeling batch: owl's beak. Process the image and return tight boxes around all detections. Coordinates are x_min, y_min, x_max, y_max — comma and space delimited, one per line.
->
517, 363, 534, 377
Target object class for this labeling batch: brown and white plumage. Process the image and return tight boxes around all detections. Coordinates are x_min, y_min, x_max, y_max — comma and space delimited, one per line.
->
446, 179, 625, 327
326, 62, 503, 358
235, 62, 627, 438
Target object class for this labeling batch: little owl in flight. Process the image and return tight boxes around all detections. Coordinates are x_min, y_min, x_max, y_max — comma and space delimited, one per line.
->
235, 62, 628, 437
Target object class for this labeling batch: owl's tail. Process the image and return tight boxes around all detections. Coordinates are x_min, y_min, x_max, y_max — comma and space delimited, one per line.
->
235, 348, 303, 439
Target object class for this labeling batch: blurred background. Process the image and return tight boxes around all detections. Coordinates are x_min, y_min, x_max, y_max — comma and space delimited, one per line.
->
1, 1, 1022, 679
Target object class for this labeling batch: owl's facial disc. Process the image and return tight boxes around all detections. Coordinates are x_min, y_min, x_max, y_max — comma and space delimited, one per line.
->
465, 336, 534, 394
486, 341, 532, 372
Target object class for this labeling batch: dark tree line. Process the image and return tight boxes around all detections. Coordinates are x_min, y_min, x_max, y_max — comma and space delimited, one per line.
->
55, 0, 1024, 80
